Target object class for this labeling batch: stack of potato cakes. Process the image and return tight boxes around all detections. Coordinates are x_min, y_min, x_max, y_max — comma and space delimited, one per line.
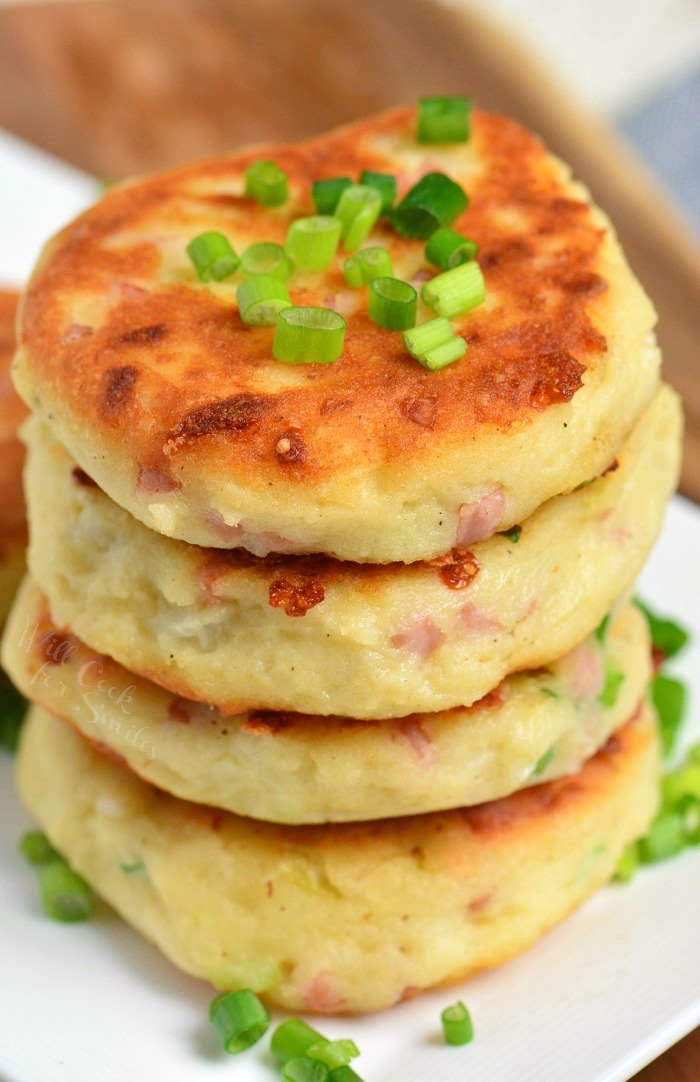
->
4, 106, 682, 1013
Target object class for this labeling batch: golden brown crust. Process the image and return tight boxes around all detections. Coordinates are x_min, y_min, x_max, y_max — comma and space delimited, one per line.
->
18, 110, 624, 491
0, 291, 27, 545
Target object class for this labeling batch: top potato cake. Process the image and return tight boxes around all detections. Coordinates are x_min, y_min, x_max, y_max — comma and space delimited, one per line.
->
13, 108, 658, 561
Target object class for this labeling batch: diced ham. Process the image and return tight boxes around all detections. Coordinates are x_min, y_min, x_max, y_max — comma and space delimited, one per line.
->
204, 510, 304, 555
391, 616, 445, 660
301, 972, 345, 1014
567, 642, 604, 699
457, 602, 502, 634
137, 466, 181, 493
396, 718, 435, 764
456, 487, 505, 546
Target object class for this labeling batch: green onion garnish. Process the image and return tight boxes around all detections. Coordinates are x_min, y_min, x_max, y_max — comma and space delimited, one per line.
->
392, 172, 468, 240
271, 1018, 325, 1062
426, 227, 479, 270
0, 680, 27, 754
273, 306, 346, 364
240, 241, 294, 280
186, 231, 240, 282
38, 859, 94, 922
598, 666, 625, 708
208, 989, 269, 1054
334, 184, 382, 252
652, 673, 687, 758
328, 1068, 364, 1082
613, 842, 640, 883
502, 525, 522, 543
359, 170, 397, 213
368, 276, 417, 330
403, 316, 466, 370
417, 96, 472, 144
422, 261, 485, 318
282, 1057, 330, 1082
312, 177, 353, 215
635, 599, 689, 659
662, 763, 700, 808
236, 275, 291, 326
639, 812, 686, 863
532, 746, 555, 778
343, 246, 393, 287
19, 831, 58, 866
594, 613, 611, 644
440, 1000, 474, 1046
244, 159, 289, 207
285, 216, 341, 271
307, 1039, 360, 1070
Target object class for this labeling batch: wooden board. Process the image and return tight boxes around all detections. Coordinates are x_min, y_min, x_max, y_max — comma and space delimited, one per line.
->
0, 3, 698, 1076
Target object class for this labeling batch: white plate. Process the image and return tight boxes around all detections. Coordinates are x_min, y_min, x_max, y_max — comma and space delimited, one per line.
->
0, 130, 698, 1082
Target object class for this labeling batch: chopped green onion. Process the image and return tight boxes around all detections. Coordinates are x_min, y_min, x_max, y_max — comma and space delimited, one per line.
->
285, 216, 341, 271
334, 185, 382, 252
532, 746, 555, 778
368, 277, 417, 330
359, 170, 397, 213
244, 159, 289, 207
274, 306, 346, 364
594, 613, 611, 644
652, 674, 687, 758
688, 743, 700, 765
541, 687, 559, 700
38, 859, 94, 922
635, 599, 689, 659
271, 1019, 326, 1062
19, 831, 58, 866
639, 812, 685, 863
328, 1068, 364, 1082
0, 680, 27, 754
282, 1057, 330, 1082
426, 227, 479, 270
236, 275, 291, 326
343, 246, 393, 287
186, 231, 240, 282
208, 989, 269, 1054
422, 261, 485, 318
613, 842, 640, 884
417, 96, 472, 144
598, 666, 625, 707
312, 177, 352, 215
440, 1000, 474, 1046
421, 336, 467, 371
501, 525, 522, 543
307, 1039, 360, 1070
240, 242, 294, 280
392, 172, 468, 240
119, 859, 145, 875
662, 764, 700, 809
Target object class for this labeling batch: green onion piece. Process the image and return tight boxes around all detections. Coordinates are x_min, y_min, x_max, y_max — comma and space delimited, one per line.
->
368, 277, 417, 330
422, 261, 485, 318
598, 666, 625, 708
541, 687, 559, 700
417, 96, 472, 144
208, 989, 269, 1054
359, 170, 397, 213
274, 306, 346, 364
328, 1068, 364, 1082
635, 599, 689, 660
307, 1039, 360, 1070
652, 674, 687, 758
285, 216, 341, 271
501, 525, 522, 544
240, 242, 294, 281
343, 246, 393, 288
282, 1057, 330, 1082
688, 743, 700, 765
271, 1019, 326, 1062
392, 172, 468, 240
403, 316, 454, 358
594, 613, 611, 644
236, 275, 291, 326
0, 681, 27, 754
19, 831, 58, 866
425, 227, 479, 270
639, 812, 686, 863
421, 336, 467, 371
613, 841, 640, 884
312, 177, 353, 215
662, 764, 700, 809
440, 1000, 474, 1046
38, 859, 94, 922
334, 185, 382, 252
186, 231, 240, 282
532, 746, 555, 778
244, 159, 289, 207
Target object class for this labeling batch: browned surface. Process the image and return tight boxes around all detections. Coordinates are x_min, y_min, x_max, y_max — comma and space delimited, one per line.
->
0, 0, 697, 1072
